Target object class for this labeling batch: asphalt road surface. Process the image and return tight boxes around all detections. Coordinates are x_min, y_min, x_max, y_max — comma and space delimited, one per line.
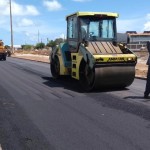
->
0, 57, 150, 150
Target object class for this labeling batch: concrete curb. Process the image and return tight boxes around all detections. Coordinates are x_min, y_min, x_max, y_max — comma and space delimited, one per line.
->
11, 55, 50, 64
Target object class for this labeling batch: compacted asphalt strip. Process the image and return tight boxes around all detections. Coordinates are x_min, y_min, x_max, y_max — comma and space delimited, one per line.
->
0, 57, 150, 150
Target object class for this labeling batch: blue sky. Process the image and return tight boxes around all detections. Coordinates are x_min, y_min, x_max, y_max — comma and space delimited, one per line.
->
0, 0, 150, 45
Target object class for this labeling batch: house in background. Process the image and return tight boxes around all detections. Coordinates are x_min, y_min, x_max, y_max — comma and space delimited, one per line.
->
117, 33, 127, 43
8, 45, 22, 51
126, 31, 150, 51
13, 45, 22, 50
117, 31, 150, 51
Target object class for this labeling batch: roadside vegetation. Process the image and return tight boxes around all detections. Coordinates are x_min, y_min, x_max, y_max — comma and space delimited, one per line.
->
14, 38, 64, 56
11, 38, 149, 78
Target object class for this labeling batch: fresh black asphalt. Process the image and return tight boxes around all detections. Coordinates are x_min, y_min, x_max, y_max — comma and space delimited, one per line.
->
0, 58, 150, 150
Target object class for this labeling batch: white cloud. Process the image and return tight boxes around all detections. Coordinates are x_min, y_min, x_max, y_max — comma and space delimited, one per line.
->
23, 5, 39, 16
17, 18, 34, 27
73, 0, 92, 2
0, 0, 8, 7
14, 20, 65, 44
24, 31, 39, 43
119, 14, 150, 32
143, 14, 150, 30
59, 33, 66, 39
144, 22, 150, 30
146, 14, 150, 20
0, 16, 10, 30
117, 18, 143, 33
43, 0, 62, 11
0, 18, 7, 26
0, 0, 39, 16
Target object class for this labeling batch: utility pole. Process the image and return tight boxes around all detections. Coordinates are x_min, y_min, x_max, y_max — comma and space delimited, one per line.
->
9, 0, 14, 53
38, 30, 40, 43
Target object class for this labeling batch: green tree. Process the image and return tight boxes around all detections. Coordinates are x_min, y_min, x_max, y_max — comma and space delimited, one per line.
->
4, 45, 10, 49
46, 40, 56, 48
21, 44, 33, 50
35, 42, 45, 49
55, 38, 64, 45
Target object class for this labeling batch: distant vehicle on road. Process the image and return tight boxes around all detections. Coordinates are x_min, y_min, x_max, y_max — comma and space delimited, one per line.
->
4, 45, 11, 57
6, 49, 11, 57
0, 40, 7, 61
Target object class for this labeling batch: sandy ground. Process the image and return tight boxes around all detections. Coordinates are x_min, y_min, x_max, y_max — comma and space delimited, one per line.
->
12, 52, 148, 79
12, 53, 50, 63
135, 51, 148, 78
136, 60, 148, 78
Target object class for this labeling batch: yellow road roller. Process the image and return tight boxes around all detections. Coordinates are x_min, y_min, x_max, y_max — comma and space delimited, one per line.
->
50, 12, 137, 91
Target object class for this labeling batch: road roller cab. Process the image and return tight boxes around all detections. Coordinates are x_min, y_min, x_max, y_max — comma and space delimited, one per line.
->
50, 12, 137, 91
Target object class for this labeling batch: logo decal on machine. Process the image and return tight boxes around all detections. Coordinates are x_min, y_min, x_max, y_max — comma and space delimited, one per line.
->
95, 57, 126, 62
95, 58, 104, 62
108, 57, 125, 62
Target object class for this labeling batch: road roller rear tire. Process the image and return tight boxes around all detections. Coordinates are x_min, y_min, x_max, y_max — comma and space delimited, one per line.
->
79, 60, 95, 91
50, 56, 60, 79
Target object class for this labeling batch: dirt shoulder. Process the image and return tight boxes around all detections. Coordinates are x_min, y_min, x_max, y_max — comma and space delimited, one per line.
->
11, 51, 148, 79
135, 51, 148, 79
12, 53, 49, 63
136, 63, 147, 79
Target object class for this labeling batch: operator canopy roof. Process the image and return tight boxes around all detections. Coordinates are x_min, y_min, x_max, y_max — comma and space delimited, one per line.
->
66, 12, 119, 20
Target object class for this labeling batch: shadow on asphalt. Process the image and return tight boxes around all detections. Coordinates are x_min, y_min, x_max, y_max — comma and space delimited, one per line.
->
42, 76, 129, 94
124, 96, 145, 99
124, 96, 150, 102
42, 76, 84, 93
